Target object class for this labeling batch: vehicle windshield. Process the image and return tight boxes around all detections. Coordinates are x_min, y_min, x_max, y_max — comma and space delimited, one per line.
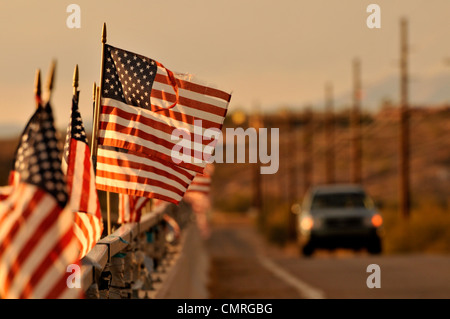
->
311, 192, 372, 210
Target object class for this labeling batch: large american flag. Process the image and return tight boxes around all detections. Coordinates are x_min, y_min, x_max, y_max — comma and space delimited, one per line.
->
62, 96, 103, 258
98, 44, 231, 173
95, 44, 231, 203
118, 194, 149, 224
0, 103, 80, 299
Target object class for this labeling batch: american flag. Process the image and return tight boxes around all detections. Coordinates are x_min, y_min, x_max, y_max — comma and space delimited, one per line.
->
0, 186, 13, 201
163, 213, 181, 241
184, 164, 214, 239
0, 103, 80, 299
186, 164, 214, 195
62, 96, 103, 258
96, 145, 196, 204
118, 194, 149, 224
97, 44, 231, 174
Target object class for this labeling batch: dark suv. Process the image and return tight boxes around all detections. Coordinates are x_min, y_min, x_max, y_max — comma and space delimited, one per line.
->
296, 184, 383, 257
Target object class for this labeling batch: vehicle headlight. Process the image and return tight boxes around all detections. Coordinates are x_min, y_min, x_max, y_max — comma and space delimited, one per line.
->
300, 216, 314, 231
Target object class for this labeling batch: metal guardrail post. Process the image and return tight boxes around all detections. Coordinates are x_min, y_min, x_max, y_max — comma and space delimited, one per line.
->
80, 203, 190, 299
109, 253, 126, 299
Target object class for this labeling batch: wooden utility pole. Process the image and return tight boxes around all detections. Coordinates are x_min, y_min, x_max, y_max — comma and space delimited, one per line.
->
251, 112, 263, 215
399, 18, 410, 218
303, 108, 313, 194
325, 83, 335, 184
277, 113, 288, 203
287, 114, 298, 239
352, 58, 362, 184
287, 113, 298, 205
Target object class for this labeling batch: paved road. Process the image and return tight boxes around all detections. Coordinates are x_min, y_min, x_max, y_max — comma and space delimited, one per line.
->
206, 212, 450, 299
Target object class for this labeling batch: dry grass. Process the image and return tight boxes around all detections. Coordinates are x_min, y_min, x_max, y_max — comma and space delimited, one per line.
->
382, 199, 450, 254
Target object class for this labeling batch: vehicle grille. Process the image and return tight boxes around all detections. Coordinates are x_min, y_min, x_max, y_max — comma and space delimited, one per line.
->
324, 217, 363, 228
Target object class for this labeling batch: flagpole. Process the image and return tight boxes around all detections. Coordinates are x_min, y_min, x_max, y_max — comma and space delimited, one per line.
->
90, 22, 112, 235
91, 22, 106, 164
45, 60, 56, 103
106, 192, 111, 236
34, 69, 41, 108
73, 64, 79, 101
92, 82, 96, 118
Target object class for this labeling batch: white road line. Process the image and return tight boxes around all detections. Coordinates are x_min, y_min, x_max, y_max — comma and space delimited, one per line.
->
257, 254, 326, 299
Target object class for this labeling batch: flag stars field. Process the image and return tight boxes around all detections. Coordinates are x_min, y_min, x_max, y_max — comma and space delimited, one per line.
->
14, 106, 68, 207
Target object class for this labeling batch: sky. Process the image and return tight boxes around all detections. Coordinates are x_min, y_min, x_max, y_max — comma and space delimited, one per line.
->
1, 0, 450, 134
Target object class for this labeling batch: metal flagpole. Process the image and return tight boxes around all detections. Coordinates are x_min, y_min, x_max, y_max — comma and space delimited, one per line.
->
91, 22, 107, 166
45, 60, 56, 103
92, 82, 96, 118
73, 64, 79, 101
34, 69, 41, 109
91, 22, 112, 235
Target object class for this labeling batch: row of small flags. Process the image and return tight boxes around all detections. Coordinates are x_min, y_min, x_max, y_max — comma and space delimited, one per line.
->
0, 27, 231, 298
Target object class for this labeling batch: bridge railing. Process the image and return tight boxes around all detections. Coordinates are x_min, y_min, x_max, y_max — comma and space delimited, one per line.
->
79, 201, 195, 299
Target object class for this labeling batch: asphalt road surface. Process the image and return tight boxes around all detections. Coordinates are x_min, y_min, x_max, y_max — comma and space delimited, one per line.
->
206, 212, 450, 299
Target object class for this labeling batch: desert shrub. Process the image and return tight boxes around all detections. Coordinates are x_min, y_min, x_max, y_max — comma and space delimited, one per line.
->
260, 201, 292, 247
382, 198, 450, 254
214, 193, 252, 213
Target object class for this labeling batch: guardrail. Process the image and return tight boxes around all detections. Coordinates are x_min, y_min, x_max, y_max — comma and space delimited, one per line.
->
80, 201, 195, 299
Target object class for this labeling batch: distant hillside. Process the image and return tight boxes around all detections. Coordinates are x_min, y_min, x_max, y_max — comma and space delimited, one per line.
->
0, 124, 23, 138
316, 72, 450, 111
212, 106, 450, 211
0, 136, 20, 185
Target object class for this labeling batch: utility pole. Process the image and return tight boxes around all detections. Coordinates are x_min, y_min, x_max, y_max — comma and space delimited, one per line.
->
325, 83, 335, 184
287, 113, 298, 205
250, 111, 263, 215
287, 114, 298, 239
352, 58, 362, 184
277, 116, 285, 202
399, 18, 410, 218
303, 108, 313, 194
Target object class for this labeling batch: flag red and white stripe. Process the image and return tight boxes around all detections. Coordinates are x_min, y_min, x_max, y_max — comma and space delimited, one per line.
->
186, 163, 214, 194
184, 164, 214, 239
96, 146, 196, 205
0, 184, 79, 298
187, 173, 211, 195
118, 194, 149, 224
0, 103, 80, 299
0, 186, 12, 201
62, 96, 103, 258
163, 213, 181, 241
